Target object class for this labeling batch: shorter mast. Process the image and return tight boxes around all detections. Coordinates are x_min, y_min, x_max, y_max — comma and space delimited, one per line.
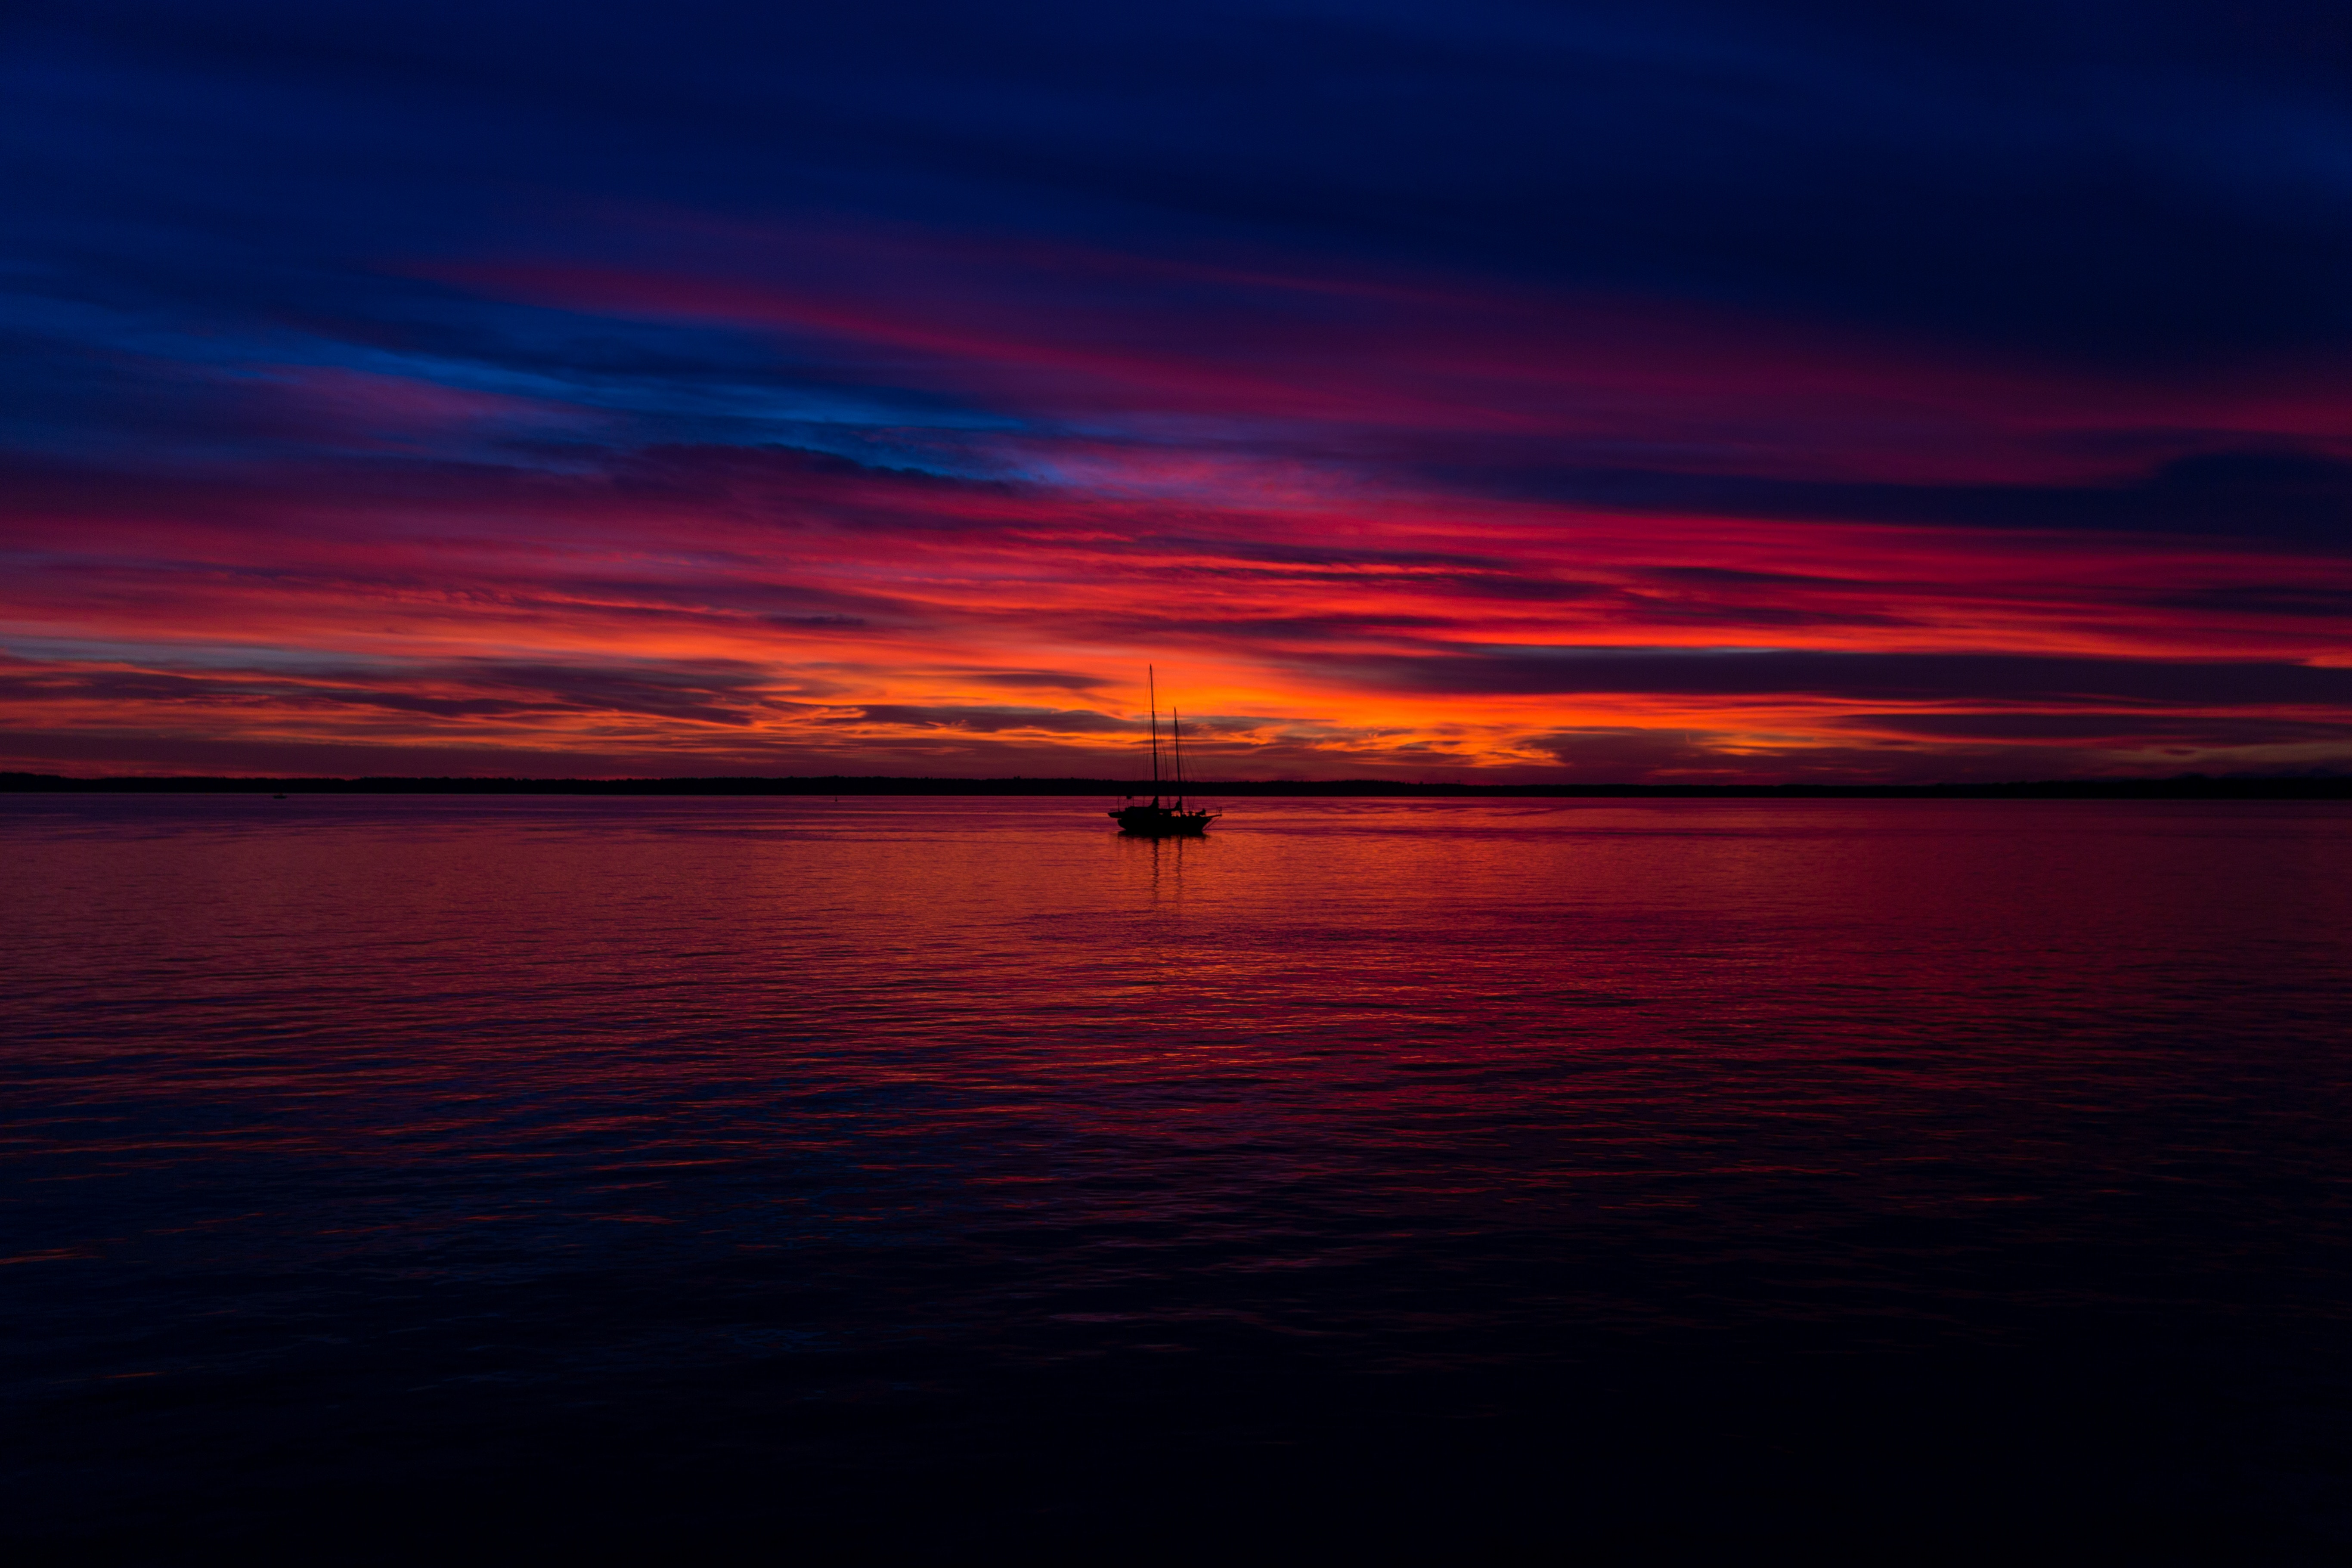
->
1148, 665, 1160, 804
1172, 708, 1185, 809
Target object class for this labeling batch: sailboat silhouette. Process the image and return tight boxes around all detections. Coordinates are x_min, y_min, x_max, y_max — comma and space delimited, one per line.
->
1109, 666, 1218, 836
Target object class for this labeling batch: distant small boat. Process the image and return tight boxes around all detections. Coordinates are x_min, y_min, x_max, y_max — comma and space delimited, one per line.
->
1111, 667, 1218, 837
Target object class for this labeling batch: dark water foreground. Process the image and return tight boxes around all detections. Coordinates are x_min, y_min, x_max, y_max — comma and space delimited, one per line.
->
4, 796, 2348, 1559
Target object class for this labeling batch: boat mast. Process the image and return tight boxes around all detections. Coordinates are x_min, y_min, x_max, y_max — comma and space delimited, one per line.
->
1148, 665, 1160, 803
1172, 707, 1184, 809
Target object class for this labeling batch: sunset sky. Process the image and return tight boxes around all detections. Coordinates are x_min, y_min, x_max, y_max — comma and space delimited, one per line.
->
6, 1, 2350, 781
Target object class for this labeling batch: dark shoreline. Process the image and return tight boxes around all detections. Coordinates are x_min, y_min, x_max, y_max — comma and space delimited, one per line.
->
4, 771, 2345, 799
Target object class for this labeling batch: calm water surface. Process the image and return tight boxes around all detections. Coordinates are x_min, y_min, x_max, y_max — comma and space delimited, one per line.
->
4, 795, 2349, 1555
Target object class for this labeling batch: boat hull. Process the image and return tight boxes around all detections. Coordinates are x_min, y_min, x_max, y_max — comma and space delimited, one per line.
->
1110, 806, 1215, 837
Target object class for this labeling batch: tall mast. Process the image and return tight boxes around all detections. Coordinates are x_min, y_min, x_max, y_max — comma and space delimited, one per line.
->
1148, 665, 1160, 801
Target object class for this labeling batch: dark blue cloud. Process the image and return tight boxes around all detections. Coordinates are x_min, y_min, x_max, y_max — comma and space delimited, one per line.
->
9, 0, 2350, 376
1336, 647, 2352, 704
1437, 449, 2352, 546
820, 704, 1137, 734
1836, 711, 2352, 743
0, 651, 793, 726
